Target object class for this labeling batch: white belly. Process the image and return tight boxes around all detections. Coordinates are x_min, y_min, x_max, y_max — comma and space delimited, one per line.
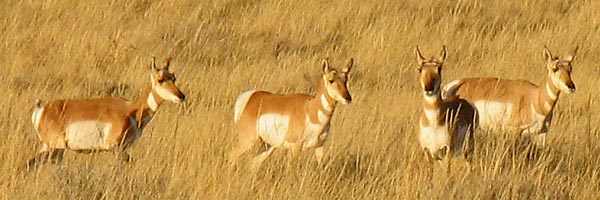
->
256, 114, 290, 147
419, 124, 451, 155
66, 121, 112, 150
474, 101, 514, 131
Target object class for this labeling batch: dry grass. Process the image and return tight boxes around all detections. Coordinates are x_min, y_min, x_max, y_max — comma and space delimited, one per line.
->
1, 0, 600, 199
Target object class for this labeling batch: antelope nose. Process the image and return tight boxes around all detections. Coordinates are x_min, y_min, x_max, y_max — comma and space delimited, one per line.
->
424, 85, 435, 95
567, 83, 576, 93
179, 93, 186, 101
345, 96, 352, 104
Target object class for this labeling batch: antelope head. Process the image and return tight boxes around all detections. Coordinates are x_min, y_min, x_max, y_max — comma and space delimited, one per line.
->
150, 57, 186, 103
322, 58, 354, 104
543, 46, 578, 94
415, 45, 447, 97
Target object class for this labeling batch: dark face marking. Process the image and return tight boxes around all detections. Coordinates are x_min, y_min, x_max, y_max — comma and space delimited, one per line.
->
418, 62, 443, 96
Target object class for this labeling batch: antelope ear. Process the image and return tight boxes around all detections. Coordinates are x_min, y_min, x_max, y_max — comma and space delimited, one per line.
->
342, 58, 354, 74
163, 57, 172, 71
439, 45, 447, 63
565, 46, 578, 62
542, 46, 554, 62
150, 57, 158, 72
415, 46, 425, 66
322, 58, 331, 73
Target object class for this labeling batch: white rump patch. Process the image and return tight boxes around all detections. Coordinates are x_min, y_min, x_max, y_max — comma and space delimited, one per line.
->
31, 106, 45, 134
473, 101, 513, 130
256, 114, 290, 147
66, 121, 112, 150
234, 90, 256, 123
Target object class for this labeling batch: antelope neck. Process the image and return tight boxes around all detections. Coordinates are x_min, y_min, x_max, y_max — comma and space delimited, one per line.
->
421, 91, 443, 127
130, 85, 164, 128
310, 78, 336, 115
535, 76, 561, 116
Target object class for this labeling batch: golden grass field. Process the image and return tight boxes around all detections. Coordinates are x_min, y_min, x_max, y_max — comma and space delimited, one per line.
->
1, 0, 599, 199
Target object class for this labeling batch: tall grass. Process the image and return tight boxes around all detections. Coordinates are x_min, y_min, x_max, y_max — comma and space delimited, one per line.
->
1, 0, 599, 199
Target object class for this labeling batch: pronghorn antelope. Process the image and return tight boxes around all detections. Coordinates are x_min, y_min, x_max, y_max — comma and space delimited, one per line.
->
27, 57, 185, 169
442, 46, 578, 145
415, 46, 477, 165
229, 58, 354, 172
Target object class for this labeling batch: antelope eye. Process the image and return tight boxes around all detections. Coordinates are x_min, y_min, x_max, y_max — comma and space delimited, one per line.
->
552, 66, 559, 72
328, 79, 334, 84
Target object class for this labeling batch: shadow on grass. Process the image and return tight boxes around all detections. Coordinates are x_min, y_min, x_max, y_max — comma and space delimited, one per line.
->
475, 131, 566, 175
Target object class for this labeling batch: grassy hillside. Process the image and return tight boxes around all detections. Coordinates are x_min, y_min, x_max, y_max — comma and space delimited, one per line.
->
1, 0, 599, 199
